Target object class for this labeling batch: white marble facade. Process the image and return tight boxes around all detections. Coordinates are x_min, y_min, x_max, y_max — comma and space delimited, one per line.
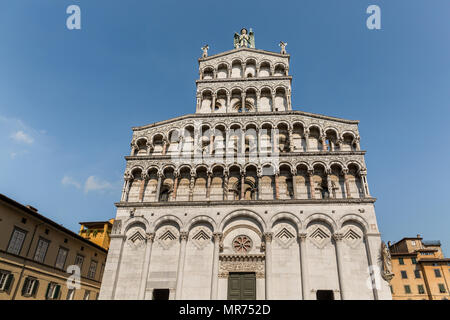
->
99, 33, 392, 300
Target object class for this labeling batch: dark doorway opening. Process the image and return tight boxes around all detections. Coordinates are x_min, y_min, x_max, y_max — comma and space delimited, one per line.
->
316, 290, 334, 300
152, 288, 170, 300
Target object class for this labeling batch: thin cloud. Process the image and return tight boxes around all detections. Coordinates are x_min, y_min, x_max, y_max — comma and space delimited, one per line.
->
61, 175, 82, 189
84, 176, 114, 193
10, 130, 34, 144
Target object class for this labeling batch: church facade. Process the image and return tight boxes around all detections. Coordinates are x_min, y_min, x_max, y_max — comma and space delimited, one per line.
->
99, 30, 392, 300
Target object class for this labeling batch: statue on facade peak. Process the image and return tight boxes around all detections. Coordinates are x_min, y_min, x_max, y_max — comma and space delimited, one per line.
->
201, 44, 209, 58
279, 41, 288, 54
234, 28, 255, 49
381, 241, 394, 281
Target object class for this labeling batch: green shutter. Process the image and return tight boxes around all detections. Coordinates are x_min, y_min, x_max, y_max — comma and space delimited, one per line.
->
45, 283, 51, 299
53, 284, 60, 299
32, 280, 39, 296
22, 278, 30, 296
4, 274, 13, 291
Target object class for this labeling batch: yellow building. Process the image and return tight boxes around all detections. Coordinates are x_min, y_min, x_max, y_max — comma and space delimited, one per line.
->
0, 194, 107, 300
389, 235, 450, 300
78, 219, 114, 250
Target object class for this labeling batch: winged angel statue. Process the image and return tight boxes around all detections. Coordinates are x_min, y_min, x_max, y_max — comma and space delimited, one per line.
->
234, 28, 255, 48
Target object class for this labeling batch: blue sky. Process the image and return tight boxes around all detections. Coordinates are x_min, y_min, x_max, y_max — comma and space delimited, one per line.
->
0, 1, 449, 255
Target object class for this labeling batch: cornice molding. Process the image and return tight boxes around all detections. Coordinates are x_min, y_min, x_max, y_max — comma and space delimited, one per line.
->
115, 197, 377, 208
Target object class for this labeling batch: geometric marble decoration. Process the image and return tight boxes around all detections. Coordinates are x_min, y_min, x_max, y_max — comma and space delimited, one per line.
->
275, 227, 296, 249
343, 228, 362, 248
309, 227, 330, 249
191, 228, 212, 250
128, 231, 146, 248
156, 229, 177, 250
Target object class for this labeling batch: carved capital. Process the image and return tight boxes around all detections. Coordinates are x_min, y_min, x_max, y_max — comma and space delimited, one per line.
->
298, 233, 307, 242
333, 233, 344, 241
264, 232, 273, 242
213, 232, 223, 242
180, 231, 188, 241
146, 233, 155, 241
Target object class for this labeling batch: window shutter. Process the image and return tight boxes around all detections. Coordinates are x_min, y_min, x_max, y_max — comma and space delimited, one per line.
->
4, 274, 13, 291
32, 280, 39, 296
22, 278, 30, 296
53, 284, 60, 299
45, 283, 51, 299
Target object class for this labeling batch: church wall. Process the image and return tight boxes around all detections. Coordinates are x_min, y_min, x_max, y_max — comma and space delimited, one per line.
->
271, 220, 302, 299
181, 224, 214, 299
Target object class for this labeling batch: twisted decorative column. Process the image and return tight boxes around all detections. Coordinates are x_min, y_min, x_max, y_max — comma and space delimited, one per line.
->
121, 173, 132, 202
342, 169, 351, 198
304, 130, 310, 151
138, 233, 155, 299
288, 128, 294, 152
206, 171, 212, 200
321, 135, 328, 151
138, 172, 149, 202
241, 92, 246, 113
274, 173, 280, 200
175, 232, 188, 300
264, 232, 273, 300
240, 172, 245, 200
292, 169, 298, 199
360, 171, 370, 197
223, 172, 229, 201
172, 172, 179, 201
154, 172, 163, 202
189, 171, 195, 201
298, 233, 310, 299
327, 170, 334, 199
210, 232, 222, 299
308, 170, 315, 199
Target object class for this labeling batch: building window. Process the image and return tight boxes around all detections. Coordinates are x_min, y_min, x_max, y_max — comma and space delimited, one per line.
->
22, 277, 39, 297
418, 285, 425, 294
401, 271, 408, 279
55, 247, 69, 270
45, 282, 61, 300
0, 270, 14, 292
434, 269, 442, 277
74, 254, 84, 270
438, 284, 446, 293
411, 241, 416, 246
411, 257, 417, 264
404, 285, 411, 294
66, 288, 75, 300
88, 260, 97, 279
34, 238, 50, 263
414, 270, 421, 279
398, 258, 405, 265
83, 290, 91, 300
7, 227, 27, 255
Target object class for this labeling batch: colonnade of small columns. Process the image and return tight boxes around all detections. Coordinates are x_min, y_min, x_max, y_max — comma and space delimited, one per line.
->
196, 87, 291, 113
131, 126, 361, 157
120, 164, 370, 203
200, 60, 289, 80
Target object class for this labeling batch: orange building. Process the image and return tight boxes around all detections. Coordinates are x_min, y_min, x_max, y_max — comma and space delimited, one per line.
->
78, 219, 114, 251
389, 235, 450, 300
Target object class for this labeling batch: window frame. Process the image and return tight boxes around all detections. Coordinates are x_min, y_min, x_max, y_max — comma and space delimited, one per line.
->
83, 290, 91, 300
74, 254, 85, 270
54, 246, 69, 270
404, 285, 411, 294
401, 270, 408, 279
414, 270, 421, 279
22, 277, 39, 297
6, 227, 28, 256
398, 258, 405, 265
434, 269, 442, 278
418, 285, 425, 294
88, 260, 98, 279
45, 282, 61, 300
0, 270, 13, 292
33, 237, 50, 263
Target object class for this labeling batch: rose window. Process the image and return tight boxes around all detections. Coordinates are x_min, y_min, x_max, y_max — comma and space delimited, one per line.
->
233, 235, 252, 253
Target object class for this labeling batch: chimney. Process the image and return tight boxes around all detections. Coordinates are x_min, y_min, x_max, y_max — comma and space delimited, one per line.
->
388, 241, 391, 246
416, 234, 421, 239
